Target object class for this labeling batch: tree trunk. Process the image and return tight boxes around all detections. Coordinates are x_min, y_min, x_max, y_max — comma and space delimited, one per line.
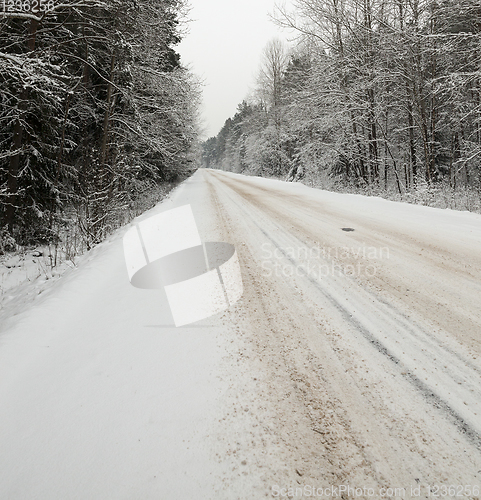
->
407, 96, 418, 185
100, 52, 116, 169
4, 19, 39, 232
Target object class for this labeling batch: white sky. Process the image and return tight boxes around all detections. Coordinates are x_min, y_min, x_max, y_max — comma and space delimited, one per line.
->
177, 0, 293, 139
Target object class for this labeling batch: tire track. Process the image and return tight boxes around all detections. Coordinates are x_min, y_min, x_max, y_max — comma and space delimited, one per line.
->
203, 169, 481, 492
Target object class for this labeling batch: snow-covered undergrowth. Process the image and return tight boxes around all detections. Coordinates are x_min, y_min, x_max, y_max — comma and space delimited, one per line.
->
0, 182, 177, 326
391, 184, 481, 213
0, 248, 76, 326
299, 170, 481, 214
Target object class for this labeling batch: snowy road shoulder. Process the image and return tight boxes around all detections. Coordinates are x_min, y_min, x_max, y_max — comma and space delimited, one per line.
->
0, 178, 244, 499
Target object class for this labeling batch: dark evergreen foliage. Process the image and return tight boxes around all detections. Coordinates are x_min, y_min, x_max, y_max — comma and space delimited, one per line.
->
0, 0, 200, 248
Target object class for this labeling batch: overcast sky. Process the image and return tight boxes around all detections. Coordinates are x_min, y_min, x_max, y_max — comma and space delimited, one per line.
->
177, 0, 293, 139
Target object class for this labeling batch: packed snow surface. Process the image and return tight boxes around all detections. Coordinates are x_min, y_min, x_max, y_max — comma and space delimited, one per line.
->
1, 169, 480, 499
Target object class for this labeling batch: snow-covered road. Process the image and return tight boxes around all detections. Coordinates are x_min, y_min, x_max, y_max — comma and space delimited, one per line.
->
1, 169, 480, 499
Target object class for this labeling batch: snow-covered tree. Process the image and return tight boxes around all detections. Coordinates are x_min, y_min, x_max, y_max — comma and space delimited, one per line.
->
0, 0, 201, 247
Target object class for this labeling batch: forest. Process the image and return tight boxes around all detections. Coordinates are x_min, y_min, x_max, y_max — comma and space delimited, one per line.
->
202, 0, 481, 211
0, 0, 201, 254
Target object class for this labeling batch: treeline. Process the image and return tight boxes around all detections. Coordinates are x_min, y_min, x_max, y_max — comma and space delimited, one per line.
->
1, 0, 200, 250
203, 0, 481, 200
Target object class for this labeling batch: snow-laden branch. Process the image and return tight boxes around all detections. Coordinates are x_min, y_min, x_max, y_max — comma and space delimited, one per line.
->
50, 1, 107, 9
1, 11, 43, 21
0, 51, 25, 66
0, 149, 22, 161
